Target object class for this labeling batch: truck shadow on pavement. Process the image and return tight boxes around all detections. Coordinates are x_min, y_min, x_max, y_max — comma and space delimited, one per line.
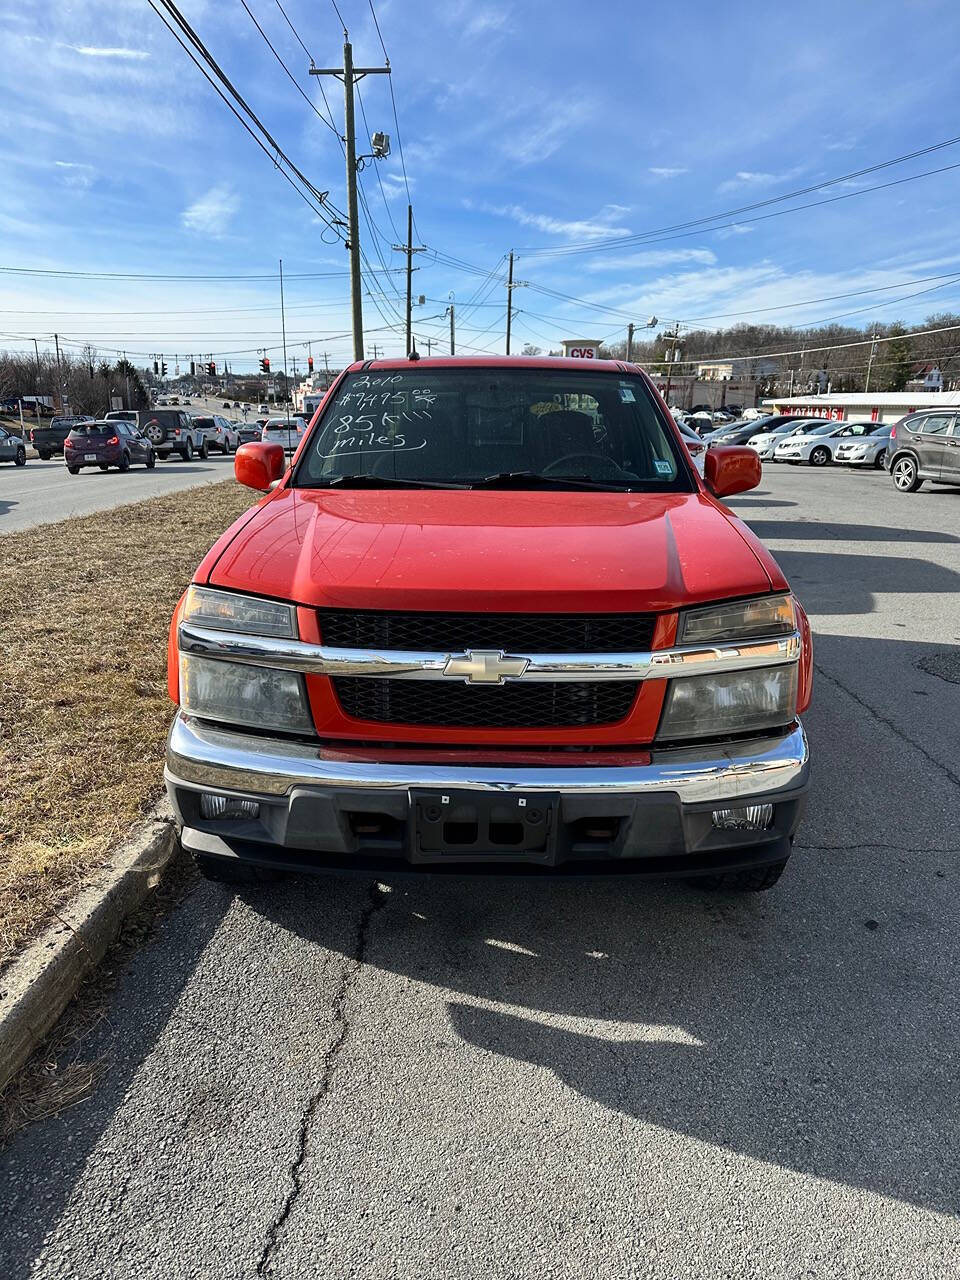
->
243, 632, 960, 1218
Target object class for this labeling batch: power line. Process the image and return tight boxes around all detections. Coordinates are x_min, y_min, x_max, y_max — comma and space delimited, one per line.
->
328, 0, 348, 34
517, 133, 960, 257
0, 265, 402, 281
239, 0, 339, 136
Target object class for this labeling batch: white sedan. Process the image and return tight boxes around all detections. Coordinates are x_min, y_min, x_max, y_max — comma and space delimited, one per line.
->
747, 418, 822, 459
773, 420, 879, 467
262, 416, 308, 452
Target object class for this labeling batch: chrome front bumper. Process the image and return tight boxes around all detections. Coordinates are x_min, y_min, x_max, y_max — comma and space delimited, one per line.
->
165, 714, 809, 875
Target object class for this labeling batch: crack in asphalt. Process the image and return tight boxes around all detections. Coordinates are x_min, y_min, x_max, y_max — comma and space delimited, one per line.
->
255, 880, 389, 1277
814, 662, 960, 790
797, 842, 960, 854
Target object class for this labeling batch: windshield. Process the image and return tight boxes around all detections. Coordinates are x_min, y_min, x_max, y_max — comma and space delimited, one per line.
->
293, 368, 691, 491
804, 422, 840, 436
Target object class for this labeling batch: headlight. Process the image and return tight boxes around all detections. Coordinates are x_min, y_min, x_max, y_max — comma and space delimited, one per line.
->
179, 654, 313, 733
678, 594, 796, 645
658, 665, 798, 741
182, 585, 296, 638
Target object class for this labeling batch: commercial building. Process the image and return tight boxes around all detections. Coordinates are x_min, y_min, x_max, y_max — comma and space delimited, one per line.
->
762, 390, 960, 424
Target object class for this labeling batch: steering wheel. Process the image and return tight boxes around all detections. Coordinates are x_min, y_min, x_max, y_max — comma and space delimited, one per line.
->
542, 451, 623, 477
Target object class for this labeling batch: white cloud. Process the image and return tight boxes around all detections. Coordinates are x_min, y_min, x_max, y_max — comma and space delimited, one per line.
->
54, 160, 95, 190
715, 223, 754, 239
182, 185, 240, 236
585, 248, 717, 272
62, 44, 150, 60
649, 167, 688, 179
469, 200, 630, 241
717, 165, 807, 193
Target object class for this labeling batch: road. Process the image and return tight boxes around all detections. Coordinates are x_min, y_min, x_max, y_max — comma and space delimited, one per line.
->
2, 465, 960, 1279
0, 453, 239, 534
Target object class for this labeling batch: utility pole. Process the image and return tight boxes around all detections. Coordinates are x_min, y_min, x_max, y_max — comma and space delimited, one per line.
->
423, 336, 436, 356
391, 204, 426, 355
447, 301, 455, 355
32, 337, 42, 422
53, 333, 64, 412
864, 331, 880, 393
626, 322, 635, 362
322, 351, 331, 382
505, 251, 515, 355
311, 40, 390, 363
367, 344, 384, 358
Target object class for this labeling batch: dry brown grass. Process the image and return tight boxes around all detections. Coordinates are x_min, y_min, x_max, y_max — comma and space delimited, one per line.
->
0, 480, 255, 968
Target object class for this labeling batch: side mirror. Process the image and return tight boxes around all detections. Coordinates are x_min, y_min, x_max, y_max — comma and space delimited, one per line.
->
235, 441, 286, 491
704, 445, 761, 498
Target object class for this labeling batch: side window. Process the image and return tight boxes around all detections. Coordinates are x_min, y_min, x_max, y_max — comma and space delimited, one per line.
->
920, 414, 953, 436
948, 416, 960, 437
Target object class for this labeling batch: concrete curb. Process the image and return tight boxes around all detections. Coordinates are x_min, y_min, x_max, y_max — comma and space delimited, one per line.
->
0, 803, 178, 1093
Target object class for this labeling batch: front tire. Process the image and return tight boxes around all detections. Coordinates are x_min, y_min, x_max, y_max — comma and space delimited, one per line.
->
146, 450, 156, 469
892, 455, 923, 492
66, 464, 80, 475
693, 858, 789, 892
118, 451, 130, 472
874, 449, 887, 470
15, 448, 25, 467
809, 446, 831, 467
181, 438, 194, 461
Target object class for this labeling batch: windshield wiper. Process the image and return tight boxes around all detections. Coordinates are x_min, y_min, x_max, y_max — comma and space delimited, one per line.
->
468, 471, 636, 491
306, 474, 468, 490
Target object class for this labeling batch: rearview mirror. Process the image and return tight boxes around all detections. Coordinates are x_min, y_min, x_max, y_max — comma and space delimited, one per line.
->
704, 445, 761, 498
235, 441, 286, 491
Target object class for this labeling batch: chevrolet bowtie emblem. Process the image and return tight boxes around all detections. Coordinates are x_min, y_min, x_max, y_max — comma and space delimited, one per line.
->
443, 650, 530, 684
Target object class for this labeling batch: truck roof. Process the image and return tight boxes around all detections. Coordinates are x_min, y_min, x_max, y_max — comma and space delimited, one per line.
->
343, 355, 638, 375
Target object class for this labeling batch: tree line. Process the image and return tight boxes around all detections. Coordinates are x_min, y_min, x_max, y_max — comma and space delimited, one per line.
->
0, 347, 151, 417
598, 311, 960, 392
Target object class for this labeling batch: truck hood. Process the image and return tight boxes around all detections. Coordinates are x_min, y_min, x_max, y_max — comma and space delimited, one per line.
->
204, 487, 778, 613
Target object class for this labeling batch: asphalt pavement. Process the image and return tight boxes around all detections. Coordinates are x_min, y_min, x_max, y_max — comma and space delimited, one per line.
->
2, 464, 960, 1279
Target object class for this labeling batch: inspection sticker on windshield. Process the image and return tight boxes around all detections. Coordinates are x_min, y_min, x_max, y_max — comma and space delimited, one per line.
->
618, 386, 636, 403
654, 459, 673, 475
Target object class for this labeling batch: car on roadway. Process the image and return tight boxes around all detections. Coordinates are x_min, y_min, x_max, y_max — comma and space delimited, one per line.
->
135, 409, 209, 461
30, 415, 95, 459
834, 422, 893, 470
0, 425, 27, 466
237, 423, 262, 445
222, 402, 232, 409
165, 356, 812, 892
194, 415, 239, 454
262, 416, 307, 451
886, 409, 960, 492
746, 419, 825, 460
258, 402, 270, 414
64, 420, 156, 473
104, 410, 138, 424
773, 420, 878, 467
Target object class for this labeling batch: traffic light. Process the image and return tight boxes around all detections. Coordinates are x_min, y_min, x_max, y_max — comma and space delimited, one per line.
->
189, 360, 196, 377
307, 356, 314, 372
207, 361, 216, 376
161, 361, 168, 376
259, 356, 271, 374
153, 360, 159, 376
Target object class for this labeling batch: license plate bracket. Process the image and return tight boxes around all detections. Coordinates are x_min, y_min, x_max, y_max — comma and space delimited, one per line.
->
84, 453, 97, 461
411, 789, 558, 863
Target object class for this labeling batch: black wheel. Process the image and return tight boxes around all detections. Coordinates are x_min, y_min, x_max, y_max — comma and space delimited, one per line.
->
874, 449, 886, 470
157, 451, 170, 461
892, 455, 922, 492
15, 448, 25, 467
146, 450, 156, 469
99, 463, 109, 471
38, 451, 51, 461
66, 464, 80, 475
194, 853, 284, 884
118, 452, 130, 472
809, 446, 830, 467
199, 438, 209, 460
182, 438, 194, 461
692, 858, 789, 892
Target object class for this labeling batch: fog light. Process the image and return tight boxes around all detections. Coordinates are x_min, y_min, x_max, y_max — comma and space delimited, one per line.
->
711, 804, 773, 831
199, 793, 260, 820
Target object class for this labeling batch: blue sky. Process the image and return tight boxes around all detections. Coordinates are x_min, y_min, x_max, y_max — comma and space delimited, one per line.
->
3, 0, 960, 371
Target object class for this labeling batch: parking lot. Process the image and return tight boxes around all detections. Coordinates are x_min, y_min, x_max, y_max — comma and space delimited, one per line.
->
1, 463, 958, 1278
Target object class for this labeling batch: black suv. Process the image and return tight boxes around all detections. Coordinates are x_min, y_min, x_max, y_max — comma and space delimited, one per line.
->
887, 410, 960, 492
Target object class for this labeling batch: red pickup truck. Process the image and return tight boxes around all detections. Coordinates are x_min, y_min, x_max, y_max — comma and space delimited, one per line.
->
165, 357, 811, 891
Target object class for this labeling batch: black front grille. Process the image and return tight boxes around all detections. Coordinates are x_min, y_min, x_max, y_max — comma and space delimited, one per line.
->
332, 679, 639, 729
319, 610, 656, 653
